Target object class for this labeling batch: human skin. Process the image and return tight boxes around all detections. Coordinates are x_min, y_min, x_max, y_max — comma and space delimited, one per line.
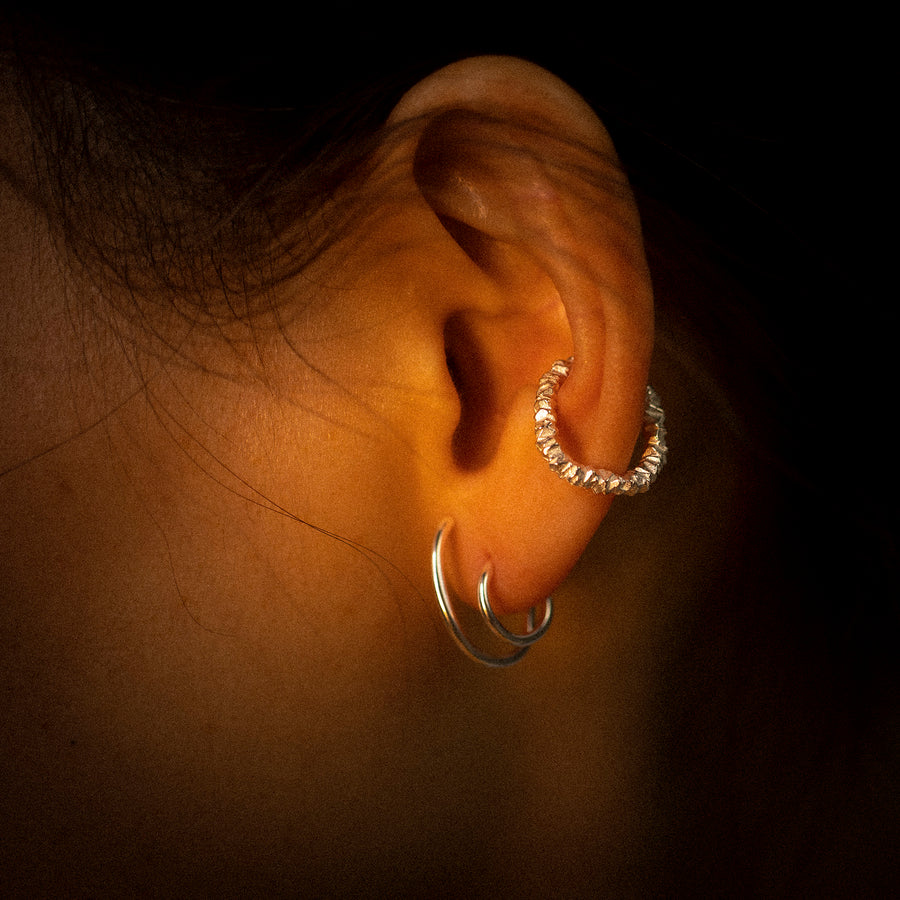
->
0, 57, 690, 892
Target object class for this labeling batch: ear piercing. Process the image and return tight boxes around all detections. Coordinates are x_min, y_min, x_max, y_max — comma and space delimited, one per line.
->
535, 358, 667, 495
431, 520, 553, 668
432, 358, 666, 667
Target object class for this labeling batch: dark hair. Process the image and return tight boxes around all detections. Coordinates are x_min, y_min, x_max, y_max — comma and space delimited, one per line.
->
2, 13, 430, 325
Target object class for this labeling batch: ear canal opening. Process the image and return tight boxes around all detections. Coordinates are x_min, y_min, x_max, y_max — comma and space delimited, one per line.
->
443, 313, 501, 472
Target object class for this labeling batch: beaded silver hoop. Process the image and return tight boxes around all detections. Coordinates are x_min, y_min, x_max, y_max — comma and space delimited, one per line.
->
534, 357, 667, 495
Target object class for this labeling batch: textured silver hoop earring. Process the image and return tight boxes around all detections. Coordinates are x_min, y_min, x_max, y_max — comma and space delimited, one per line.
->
431, 521, 553, 668
535, 357, 667, 495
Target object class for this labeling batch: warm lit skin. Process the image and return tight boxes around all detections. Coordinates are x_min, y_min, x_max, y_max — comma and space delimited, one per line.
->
1, 57, 680, 891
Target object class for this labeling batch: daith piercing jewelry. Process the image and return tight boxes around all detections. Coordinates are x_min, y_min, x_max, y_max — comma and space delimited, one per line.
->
431, 520, 553, 668
535, 357, 667, 495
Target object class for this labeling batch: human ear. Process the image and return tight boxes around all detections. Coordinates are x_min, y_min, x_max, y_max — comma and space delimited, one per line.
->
384, 57, 657, 621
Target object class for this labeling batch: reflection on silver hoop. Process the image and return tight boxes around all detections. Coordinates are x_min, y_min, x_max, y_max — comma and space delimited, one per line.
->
535, 357, 667, 495
431, 521, 553, 668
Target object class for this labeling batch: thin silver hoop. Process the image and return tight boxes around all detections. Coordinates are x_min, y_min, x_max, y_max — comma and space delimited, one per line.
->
431, 521, 553, 668
535, 357, 667, 495
478, 570, 552, 647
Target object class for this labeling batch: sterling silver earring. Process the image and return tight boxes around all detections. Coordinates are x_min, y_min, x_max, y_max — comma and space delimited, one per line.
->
432, 361, 663, 665
431, 521, 553, 668
535, 357, 667, 495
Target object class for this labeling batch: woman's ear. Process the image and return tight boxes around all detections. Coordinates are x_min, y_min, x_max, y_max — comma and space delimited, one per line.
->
384, 57, 656, 615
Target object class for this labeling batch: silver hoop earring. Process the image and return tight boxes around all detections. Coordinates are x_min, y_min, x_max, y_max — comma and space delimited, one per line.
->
535, 358, 667, 495
431, 521, 553, 668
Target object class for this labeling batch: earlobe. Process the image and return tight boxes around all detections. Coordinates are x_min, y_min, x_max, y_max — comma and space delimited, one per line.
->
387, 57, 659, 627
